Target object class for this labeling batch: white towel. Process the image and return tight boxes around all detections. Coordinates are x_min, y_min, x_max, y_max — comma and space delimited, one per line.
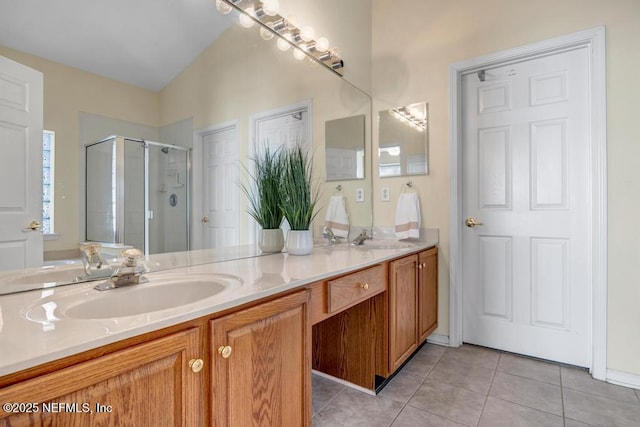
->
395, 193, 421, 239
324, 195, 349, 238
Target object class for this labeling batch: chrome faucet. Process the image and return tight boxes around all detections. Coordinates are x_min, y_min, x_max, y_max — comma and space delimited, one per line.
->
79, 243, 113, 281
322, 227, 344, 244
352, 229, 371, 245
94, 248, 148, 291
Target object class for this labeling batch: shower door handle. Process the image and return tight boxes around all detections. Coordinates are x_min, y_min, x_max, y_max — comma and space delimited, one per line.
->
201, 216, 209, 223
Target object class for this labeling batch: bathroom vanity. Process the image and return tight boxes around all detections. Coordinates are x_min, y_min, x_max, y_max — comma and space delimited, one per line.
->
0, 241, 437, 426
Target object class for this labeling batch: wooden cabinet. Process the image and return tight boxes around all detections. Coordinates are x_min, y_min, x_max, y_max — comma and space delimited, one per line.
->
418, 247, 438, 343
0, 328, 203, 426
388, 248, 438, 373
210, 290, 311, 426
388, 254, 419, 372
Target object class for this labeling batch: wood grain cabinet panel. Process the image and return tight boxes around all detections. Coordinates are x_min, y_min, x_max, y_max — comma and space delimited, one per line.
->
210, 290, 311, 427
327, 264, 385, 313
0, 328, 203, 427
388, 254, 418, 373
388, 248, 438, 374
418, 247, 438, 343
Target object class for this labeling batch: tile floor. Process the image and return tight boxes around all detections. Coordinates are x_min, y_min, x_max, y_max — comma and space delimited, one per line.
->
312, 344, 640, 427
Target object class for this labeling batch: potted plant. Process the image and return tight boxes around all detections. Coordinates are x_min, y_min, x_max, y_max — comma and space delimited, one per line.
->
239, 145, 286, 253
281, 143, 320, 255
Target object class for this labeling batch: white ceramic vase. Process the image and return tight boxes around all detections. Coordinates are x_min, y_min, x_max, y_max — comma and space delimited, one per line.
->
259, 228, 284, 253
286, 229, 313, 255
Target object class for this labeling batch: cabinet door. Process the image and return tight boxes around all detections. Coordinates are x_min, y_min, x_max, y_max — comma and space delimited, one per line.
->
211, 290, 311, 427
418, 247, 438, 343
388, 254, 418, 372
0, 328, 203, 426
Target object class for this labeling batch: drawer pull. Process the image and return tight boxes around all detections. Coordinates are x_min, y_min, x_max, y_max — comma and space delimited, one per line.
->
359, 282, 369, 290
218, 345, 233, 359
189, 358, 204, 373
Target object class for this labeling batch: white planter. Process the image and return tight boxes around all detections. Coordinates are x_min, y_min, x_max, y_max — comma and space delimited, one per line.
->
286, 229, 313, 256
259, 228, 284, 253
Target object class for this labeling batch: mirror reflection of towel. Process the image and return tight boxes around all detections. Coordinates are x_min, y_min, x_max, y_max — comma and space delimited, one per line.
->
395, 193, 421, 239
324, 195, 349, 238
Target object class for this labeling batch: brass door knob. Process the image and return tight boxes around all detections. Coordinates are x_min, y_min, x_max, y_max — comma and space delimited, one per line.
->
189, 358, 204, 373
24, 220, 41, 231
464, 217, 484, 228
359, 283, 369, 290
218, 345, 233, 359
201, 216, 209, 223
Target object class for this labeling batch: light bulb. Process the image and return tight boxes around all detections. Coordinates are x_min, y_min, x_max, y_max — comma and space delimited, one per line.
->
315, 37, 330, 52
300, 26, 315, 42
260, 25, 274, 41
262, 0, 279, 16
277, 35, 291, 51
286, 15, 299, 31
215, 0, 233, 15
293, 48, 306, 61
239, 8, 255, 28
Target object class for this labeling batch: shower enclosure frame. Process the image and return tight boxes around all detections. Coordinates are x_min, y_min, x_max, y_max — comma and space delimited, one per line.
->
84, 135, 191, 254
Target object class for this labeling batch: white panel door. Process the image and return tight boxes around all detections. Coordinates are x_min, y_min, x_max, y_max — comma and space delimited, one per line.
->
256, 110, 310, 154
0, 55, 43, 270
462, 48, 591, 367
201, 127, 239, 249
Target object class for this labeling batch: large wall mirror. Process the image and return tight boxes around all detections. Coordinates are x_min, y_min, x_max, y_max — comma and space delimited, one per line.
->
0, 1, 372, 290
378, 102, 428, 177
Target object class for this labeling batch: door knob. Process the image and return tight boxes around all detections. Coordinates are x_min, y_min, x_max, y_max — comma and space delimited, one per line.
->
464, 217, 484, 228
201, 216, 209, 223
24, 220, 41, 231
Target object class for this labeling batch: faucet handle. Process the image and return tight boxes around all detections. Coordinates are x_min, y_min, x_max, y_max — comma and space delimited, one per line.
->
121, 248, 144, 267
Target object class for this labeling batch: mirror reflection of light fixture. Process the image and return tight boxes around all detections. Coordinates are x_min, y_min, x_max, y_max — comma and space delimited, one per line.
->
215, 0, 233, 14
239, 7, 256, 28
216, 0, 344, 75
293, 48, 306, 61
260, 23, 274, 40
391, 106, 427, 131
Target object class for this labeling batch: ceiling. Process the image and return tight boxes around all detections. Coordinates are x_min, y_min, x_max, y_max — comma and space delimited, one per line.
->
0, 0, 236, 91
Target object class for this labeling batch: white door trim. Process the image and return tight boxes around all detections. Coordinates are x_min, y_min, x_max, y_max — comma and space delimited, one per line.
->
192, 120, 238, 250
449, 26, 607, 379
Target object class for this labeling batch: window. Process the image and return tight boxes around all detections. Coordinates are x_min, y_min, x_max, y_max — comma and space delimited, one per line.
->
42, 130, 55, 234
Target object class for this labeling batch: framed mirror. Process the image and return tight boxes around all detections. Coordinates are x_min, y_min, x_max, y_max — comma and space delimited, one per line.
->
378, 102, 428, 177
325, 114, 365, 181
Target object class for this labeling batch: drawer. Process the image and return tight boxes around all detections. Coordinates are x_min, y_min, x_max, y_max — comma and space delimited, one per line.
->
327, 264, 385, 313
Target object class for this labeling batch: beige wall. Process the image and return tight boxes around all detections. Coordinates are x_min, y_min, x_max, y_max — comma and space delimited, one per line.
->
0, 46, 160, 254
372, 0, 640, 376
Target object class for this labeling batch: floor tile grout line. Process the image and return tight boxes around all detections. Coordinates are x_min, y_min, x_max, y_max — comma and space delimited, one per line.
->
313, 385, 347, 420
476, 353, 500, 426
387, 346, 445, 426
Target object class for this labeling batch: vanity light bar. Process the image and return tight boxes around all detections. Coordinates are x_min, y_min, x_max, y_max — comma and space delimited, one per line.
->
391, 107, 427, 131
217, 0, 344, 76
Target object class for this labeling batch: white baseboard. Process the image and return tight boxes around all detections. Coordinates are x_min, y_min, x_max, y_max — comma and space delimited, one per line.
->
311, 369, 376, 396
607, 369, 640, 390
427, 333, 450, 347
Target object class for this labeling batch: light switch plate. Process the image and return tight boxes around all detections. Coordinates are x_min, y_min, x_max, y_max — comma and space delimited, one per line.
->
381, 187, 390, 202
356, 188, 365, 202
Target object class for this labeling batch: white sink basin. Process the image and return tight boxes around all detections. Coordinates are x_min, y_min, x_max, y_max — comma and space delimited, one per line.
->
23, 273, 242, 321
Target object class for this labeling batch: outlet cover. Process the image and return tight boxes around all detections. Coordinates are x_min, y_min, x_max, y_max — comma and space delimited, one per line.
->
381, 187, 390, 202
356, 188, 365, 202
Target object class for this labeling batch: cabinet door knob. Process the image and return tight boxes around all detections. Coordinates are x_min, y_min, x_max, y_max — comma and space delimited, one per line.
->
418, 264, 423, 270
189, 358, 204, 373
359, 282, 369, 290
218, 345, 233, 359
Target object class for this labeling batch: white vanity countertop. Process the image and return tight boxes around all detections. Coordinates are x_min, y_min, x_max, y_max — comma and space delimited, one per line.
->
0, 239, 437, 377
